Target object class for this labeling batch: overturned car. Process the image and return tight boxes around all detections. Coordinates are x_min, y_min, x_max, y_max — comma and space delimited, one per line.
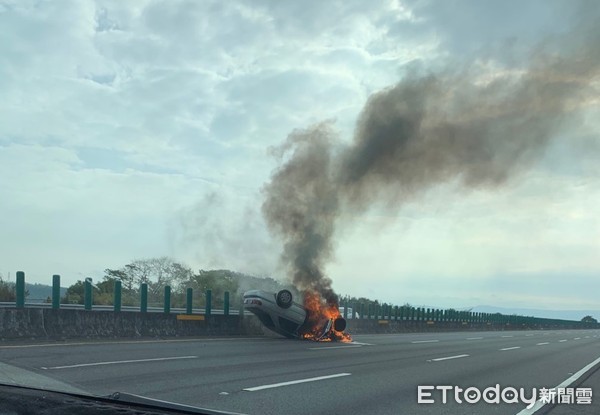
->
243, 289, 350, 341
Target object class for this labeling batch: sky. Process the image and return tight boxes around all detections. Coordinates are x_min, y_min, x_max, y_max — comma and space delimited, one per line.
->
1, 0, 598, 311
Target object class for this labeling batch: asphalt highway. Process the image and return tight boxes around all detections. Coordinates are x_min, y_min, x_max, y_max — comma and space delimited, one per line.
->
1, 329, 600, 415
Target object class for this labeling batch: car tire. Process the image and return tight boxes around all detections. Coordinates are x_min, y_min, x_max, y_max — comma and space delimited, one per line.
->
276, 289, 293, 309
334, 317, 347, 332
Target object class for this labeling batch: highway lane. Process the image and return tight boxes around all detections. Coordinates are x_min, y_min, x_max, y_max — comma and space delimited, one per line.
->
1, 329, 599, 415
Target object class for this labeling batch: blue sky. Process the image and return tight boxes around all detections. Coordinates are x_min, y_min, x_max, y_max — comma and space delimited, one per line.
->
1, 0, 598, 311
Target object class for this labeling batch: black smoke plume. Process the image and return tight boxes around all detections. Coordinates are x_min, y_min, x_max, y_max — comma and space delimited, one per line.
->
262, 13, 599, 307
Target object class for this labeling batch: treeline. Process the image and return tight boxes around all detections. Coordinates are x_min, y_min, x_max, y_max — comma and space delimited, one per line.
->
61, 257, 291, 308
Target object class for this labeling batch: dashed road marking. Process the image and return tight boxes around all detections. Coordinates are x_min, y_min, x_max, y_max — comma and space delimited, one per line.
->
243, 373, 351, 392
308, 345, 362, 350
427, 354, 469, 362
500, 346, 521, 351
40, 355, 197, 370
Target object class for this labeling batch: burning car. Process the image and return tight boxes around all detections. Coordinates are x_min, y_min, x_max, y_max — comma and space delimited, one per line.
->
243, 289, 351, 341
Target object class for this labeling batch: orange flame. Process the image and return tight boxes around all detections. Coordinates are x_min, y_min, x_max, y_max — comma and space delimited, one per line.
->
299, 290, 352, 342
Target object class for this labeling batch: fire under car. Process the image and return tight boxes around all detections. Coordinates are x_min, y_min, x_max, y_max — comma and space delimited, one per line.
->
243, 289, 348, 341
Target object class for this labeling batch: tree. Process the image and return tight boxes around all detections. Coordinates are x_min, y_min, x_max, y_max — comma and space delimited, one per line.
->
581, 315, 598, 324
102, 257, 196, 306
104, 268, 133, 291
0, 276, 16, 302
106, 257, 192, 292
62, 280, 88, 304
185, 270, 239, 307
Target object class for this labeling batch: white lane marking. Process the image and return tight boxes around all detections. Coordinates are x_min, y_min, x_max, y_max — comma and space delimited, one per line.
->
1, 337, 265, 349
349, 341, 374, 346
559, 340, 567, 342
427, 354, 469, 362
466, 337, 483, 340
525, 334, 534, 337
219, 392, 229, 395
411, 340, 439, 344
40, 355, 197, 370
515, 355, 600, 415
243, 373, 351, 392
536, 342, 549, 346
501, 335, 514, 338
574, 337, 581, 340
500, 346, 521, 351
308, 345, 362, 350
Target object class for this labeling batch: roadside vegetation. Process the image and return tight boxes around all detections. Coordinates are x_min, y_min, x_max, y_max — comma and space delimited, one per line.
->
61, 257, 292, 308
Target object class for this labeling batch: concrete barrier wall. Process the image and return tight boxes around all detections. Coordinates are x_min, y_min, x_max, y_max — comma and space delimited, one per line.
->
0, 308, 264, 340
346, 318, 587, 334
0, 308, 591, 341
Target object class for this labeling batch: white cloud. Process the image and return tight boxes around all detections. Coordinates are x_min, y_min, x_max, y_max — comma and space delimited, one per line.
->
0, 0, 598, 313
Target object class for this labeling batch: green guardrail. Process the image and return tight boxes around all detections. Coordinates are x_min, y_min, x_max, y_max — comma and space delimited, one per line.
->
5, 271, 599, 329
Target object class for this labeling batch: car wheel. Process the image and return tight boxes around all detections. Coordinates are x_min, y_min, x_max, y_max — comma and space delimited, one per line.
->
276, 289, 293, 309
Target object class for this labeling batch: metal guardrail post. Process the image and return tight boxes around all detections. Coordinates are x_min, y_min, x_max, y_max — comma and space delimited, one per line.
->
16, 271, 25, 308
186, 288, 193, 314
114, 280, 122, 312
164, 285, 171, 313
52, 274, 60, 309
224, 291, 229, 316
84, 278, 92, 310
205, 289, 212, 316
140, 283, 148, 313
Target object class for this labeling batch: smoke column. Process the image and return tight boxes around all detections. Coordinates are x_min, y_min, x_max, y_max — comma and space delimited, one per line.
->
262, 12, 600, 306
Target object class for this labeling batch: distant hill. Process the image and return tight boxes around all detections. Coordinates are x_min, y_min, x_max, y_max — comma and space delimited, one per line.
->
25, 283, 68, 302
472, 305, 599, 322
0, 282, 68, 303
